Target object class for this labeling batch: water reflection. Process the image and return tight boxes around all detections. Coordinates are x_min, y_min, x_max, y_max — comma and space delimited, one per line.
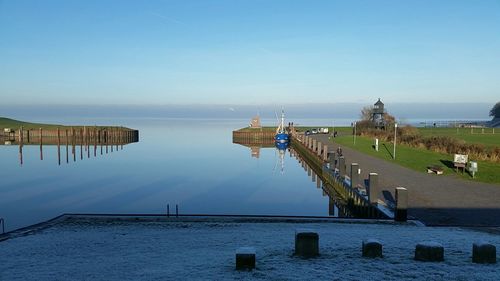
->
233, 138, 351, 218
289, 146, 353, 218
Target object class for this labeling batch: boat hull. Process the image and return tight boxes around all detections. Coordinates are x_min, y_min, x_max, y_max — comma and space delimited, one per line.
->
274, 133, 289, 144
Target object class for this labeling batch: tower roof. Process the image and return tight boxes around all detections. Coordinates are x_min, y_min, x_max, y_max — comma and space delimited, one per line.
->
374, 98, 384, 106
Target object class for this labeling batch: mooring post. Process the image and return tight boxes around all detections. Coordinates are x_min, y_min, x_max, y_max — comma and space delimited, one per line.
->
19, 126, 23, 143
19, 140, 23, 166
395, 187, 408, 222
84, 126, 87, 152
80, 128, 83, 160
94, 128, 97, 157
350, 163, 359, 188
368, 173, 379, 205
338, 156, 346, 177
105, 130, 108, 154
317, 141, 322, 156
39, 128, 43, 161
65, 129, 69, 164
329, 152, 336, 169
323, 145, 328, 161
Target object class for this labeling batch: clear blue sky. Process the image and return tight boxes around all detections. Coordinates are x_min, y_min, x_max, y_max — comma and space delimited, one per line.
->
1, 0, 499, 105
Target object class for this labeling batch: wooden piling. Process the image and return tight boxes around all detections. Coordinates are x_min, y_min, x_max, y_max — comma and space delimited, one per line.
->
39, 128, 43, 161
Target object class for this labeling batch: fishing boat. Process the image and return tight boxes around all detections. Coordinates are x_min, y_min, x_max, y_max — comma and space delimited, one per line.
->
274, 109, 290, 144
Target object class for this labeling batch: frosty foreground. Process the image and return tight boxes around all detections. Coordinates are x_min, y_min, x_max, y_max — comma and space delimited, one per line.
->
1, 216, 499, 280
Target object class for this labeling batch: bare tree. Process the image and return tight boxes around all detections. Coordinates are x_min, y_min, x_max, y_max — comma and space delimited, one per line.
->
360, 106, 374, 121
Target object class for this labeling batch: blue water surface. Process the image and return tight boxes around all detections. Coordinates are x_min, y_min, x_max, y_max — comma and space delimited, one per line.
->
0, 118, 339, 231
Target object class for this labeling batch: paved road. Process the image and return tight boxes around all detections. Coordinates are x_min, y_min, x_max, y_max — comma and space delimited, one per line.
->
312, 134, 500, 226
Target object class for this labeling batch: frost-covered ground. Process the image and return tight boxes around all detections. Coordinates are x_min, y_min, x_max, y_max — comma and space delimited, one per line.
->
0, 217, 499, 281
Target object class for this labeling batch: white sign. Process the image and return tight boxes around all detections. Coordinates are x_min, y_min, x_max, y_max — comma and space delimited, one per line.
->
454, 154, 468, 164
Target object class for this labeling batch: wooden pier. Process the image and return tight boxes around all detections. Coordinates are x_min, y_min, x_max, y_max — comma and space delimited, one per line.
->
1, 127, 139, 146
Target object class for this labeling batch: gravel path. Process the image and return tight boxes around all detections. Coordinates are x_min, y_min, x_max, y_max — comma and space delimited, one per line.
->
312, 135, 500, 226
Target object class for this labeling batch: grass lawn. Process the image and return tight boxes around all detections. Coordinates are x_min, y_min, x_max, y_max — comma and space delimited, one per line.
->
418, 127, 500, 148
335, 135, 500, 185
0, 117, 132, 131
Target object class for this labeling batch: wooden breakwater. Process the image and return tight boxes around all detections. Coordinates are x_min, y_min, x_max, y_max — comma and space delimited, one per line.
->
1, 127, 139, 145
290, 132, 391, 219
232, 129, 276, 145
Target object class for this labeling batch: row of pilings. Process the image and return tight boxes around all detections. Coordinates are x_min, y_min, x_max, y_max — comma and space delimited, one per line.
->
232, 129, 276, 143
2, 127, 139, 145
290, 130, 408, 221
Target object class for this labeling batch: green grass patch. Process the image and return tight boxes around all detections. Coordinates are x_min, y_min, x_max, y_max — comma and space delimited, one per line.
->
417, 127, 500, 148
335, 135, 500, 184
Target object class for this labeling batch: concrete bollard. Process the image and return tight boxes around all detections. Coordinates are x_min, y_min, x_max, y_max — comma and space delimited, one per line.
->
362, 239, 383, 258
323, 145, 328, 161
415, 242, 444, 262
235, 247, 256, 270
339, 157, 346, 176
317, 141, 322, 156
350, 163, 359, 188
395, 187, 408, 222
295, 229, 319, 258
368, 173, 379, 204
472, 242, 496, 264
312, 139, 317, 152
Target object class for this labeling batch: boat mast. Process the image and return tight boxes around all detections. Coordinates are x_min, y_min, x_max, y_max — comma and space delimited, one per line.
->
281, 108, 285, 133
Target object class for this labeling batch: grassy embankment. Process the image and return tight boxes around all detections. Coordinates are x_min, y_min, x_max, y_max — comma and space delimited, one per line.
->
330, 127, 500, 184
0, 117, 132, 131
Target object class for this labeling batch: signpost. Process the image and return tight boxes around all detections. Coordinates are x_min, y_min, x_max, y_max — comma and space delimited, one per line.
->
393, 123, 397, 160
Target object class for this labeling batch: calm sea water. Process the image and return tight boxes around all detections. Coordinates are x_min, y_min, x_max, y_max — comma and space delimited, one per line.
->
0, 118, 351, 232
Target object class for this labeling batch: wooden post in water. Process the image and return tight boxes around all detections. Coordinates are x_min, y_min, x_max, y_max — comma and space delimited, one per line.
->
80, 128, 83, 160
39, 128, 43, 161
94, 128, 97, 157
72, 127, 76, 162
111, 129, 114, 153
19, 126, 23, 143
84, 126, 87, 152
57, 128, 61, 165
100, 130, 103, 155
19, 139, 23, 166
65, 129, 69, 164
86, 127, 90, 159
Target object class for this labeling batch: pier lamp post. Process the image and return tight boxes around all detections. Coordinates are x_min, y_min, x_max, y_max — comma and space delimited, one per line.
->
393, 123, 398, 160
